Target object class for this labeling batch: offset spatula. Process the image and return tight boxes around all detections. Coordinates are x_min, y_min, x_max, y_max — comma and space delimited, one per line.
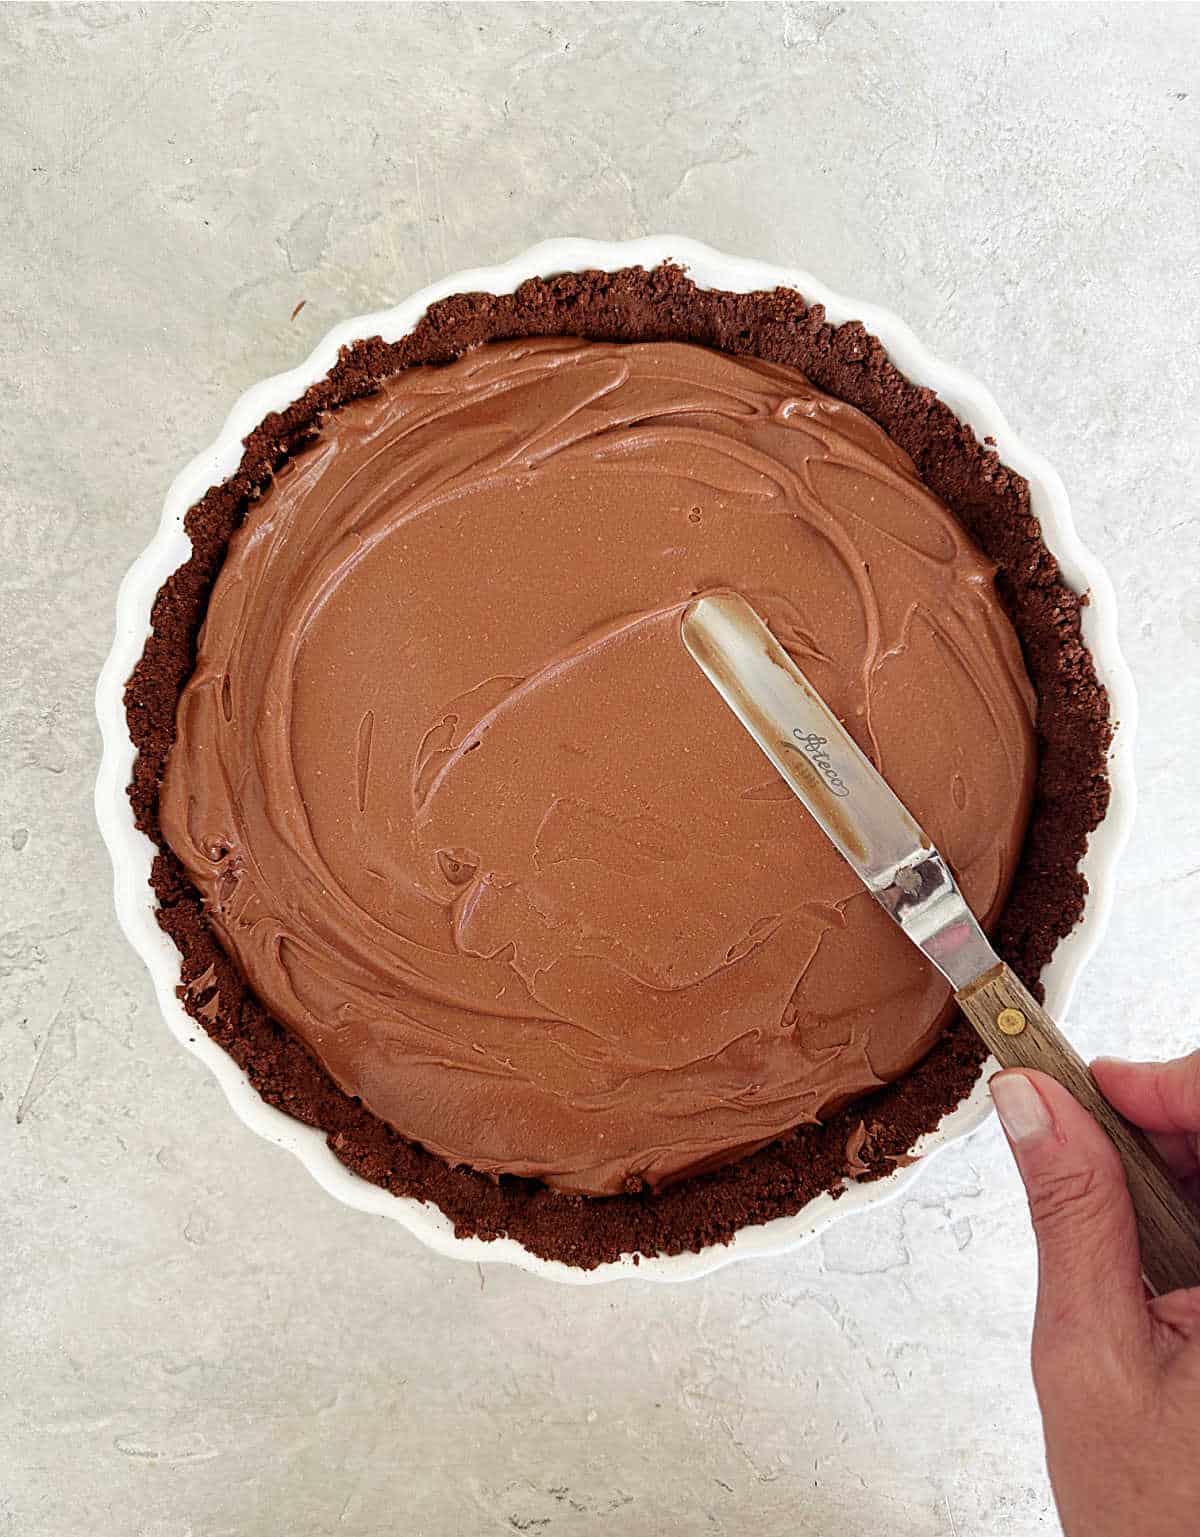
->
682, 591, 1200, 1296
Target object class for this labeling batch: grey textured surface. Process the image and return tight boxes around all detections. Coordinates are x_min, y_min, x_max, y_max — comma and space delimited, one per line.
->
3, 4, 1199, 1534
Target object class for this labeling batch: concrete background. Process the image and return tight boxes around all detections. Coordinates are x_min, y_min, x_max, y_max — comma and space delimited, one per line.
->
3, 4, 1198, 1534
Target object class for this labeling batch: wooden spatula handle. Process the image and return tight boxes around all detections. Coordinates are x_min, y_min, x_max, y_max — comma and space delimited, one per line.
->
956, 962, 1200, 1298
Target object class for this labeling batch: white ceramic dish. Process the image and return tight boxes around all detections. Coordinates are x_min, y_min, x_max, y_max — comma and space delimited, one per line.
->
95, 236, 1137, 1285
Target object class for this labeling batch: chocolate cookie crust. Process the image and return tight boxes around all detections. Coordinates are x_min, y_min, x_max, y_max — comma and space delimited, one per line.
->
125, 264, 1110, 1268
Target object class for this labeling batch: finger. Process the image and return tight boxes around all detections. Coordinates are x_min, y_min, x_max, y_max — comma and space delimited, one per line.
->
1135, 1129, 1200, 1183
1149, 1286, 1200, 1341
1092, 1056, 1200, 1181
1092, 1052, 1200, 1134
990, 1070, 1150, 1357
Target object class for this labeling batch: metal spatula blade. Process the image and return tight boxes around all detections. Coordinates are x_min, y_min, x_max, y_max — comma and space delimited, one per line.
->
681, 590, 1200, 1297
680, 591, 997, 992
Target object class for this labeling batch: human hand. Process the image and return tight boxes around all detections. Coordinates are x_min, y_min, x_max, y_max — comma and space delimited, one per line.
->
989, 1052, 1200, 1537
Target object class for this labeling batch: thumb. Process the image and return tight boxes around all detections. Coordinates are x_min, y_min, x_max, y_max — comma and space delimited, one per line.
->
990, 1070, 1150, 1358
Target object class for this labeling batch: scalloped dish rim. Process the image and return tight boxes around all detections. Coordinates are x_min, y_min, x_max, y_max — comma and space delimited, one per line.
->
95, 236, 1137, 1284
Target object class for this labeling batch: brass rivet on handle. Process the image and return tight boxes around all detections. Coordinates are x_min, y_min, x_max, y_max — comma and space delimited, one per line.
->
997, 1008, 1027, 1036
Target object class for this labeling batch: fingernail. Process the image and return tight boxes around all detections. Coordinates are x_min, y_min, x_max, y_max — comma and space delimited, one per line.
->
990, 1072, 1052, 1145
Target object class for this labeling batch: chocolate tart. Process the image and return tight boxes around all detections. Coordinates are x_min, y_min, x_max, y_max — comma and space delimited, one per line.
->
123, 263, 1110, 1269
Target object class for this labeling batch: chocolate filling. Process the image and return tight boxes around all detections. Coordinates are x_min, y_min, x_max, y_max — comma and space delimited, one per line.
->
126, 264, 1110, 1268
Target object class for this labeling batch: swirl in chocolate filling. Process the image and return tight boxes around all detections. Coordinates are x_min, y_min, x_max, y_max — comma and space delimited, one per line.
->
161, 338, 1035, 1195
